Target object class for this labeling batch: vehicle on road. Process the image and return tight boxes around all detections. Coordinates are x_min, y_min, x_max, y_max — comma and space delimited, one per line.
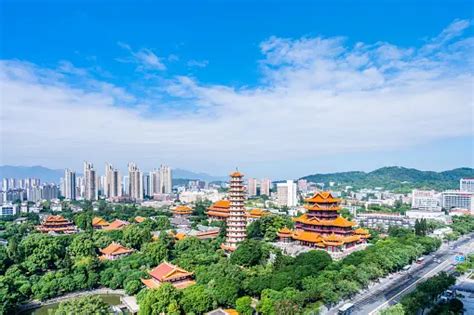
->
402, 265, 411, 271
416, 257, 425, 264
338, 303, 355, 315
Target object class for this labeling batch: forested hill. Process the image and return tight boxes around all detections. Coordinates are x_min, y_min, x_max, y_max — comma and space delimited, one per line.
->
300, 167, 474, 191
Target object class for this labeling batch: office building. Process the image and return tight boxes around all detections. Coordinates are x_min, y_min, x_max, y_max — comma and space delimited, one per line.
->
0, 203, 18, 216
159, 165, 172, 194
411, 190, 441, 211
277, 180, 298, 207
442, 191, 474, 212
247, 178, 258, 197
143, 173, 151, 197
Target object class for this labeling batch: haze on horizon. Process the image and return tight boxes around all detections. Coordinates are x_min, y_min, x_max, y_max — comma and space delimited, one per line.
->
0, 1, 473, 178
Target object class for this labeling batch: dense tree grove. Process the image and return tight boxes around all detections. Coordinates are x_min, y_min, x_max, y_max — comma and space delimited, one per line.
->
54, 295, 110, 315
1, 209, 466, 314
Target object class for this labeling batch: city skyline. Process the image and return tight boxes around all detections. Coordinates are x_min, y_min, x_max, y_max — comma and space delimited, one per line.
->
1, 1, 472, 178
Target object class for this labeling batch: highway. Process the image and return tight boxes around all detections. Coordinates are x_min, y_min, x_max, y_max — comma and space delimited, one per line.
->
325, 233, 474, 315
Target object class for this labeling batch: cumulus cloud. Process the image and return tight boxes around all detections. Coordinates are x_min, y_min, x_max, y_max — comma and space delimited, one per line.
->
0, 20, 472, 175
187, 59, 209, 68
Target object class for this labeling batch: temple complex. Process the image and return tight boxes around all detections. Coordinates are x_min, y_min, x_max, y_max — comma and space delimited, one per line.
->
99, 242, 134, 261
92, 217, 109, 229
277, 192, 370, 254
141, 261, 195, 289
37, 215, 77, 234
221, 171, 247, 252
206, 200, 230, 221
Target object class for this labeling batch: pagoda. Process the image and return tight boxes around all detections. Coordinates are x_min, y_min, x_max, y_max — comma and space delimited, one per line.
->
92, 217, 109, 229
245, 208, 269, 224
221, 170, 247, 252
278, 192, 370, 253
206, 200, 230, 221
37, 215, 77, 234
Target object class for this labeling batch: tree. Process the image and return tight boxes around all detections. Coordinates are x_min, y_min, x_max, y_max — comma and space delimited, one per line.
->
54, 295, 110, 315
236, 296, 254, 315
68, 234, 96, 260
230, 239, 265, 267
123, 225, 151, 250
180, 284, 213, 314
142, 241, 169, 265
380, 304, 405, 315
138, 283, 181, 314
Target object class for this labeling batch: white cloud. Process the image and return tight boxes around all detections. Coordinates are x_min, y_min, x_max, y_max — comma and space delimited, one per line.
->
0, 20, 472, 176
187, 59, 209, 68
117, 42, 166, 71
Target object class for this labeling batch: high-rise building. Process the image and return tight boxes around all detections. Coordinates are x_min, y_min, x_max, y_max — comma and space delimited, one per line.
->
460, 178, 474, 192
247, 178, 258, 197
149, 169, 160, 195
122, 175, 129, 195
159, 165, 172, 194
2, 178, 9, 191
104, 163, 122, 199
128, 162, 143, 201
221, 171, 247, 251
83, 161, 97, 201
260, 178, 271, 196
63, 169, 76, 200
277, 180, 298, 207
143, 173, 151, 197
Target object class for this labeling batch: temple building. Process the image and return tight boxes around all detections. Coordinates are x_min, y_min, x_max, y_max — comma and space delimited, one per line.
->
172, 205, 193, 217
221, 171, 247, 252
99, 242, 134, 261
206, 200, 230, 221
141, 261, 195, 289
92, 217, 109, 229
103, 219, 130, 231
134, 216, 146, 223
246, 208, 269, 224
37, 215, 77, 234
278, 192, 370, 254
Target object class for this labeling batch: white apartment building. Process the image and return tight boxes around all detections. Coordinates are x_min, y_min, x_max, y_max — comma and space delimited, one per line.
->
128, 162, 143, 201
83, 161, 98, 201
442, 190, 474, 212
460, 178, 474, 192
63, 168, 76, 200
297, 179, 308, 192
276, 180, 297, 207
104, 163, 122, 199
411, 189, 441, 211
247, 178, 258, 197
0, 203, 18, 216
159, 165, 172, 194
260, 178, 271, 196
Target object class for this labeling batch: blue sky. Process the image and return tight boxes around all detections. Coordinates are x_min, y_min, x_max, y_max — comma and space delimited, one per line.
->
0, 0, 473, 179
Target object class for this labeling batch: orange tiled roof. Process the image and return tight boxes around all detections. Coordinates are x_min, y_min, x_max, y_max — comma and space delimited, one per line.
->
173, 205, 193, 214
44, 215, 69, 223
278, 227, 293, 235
305, 191, 341, 204
134, 216, 146, 223
103, 219, 130, 231
304, 204, 341, 211
100, 242, 134, 256
92, 217, 109, 226
292, 230, 324, 246
294, 214, 355, 227
149, 262, 193, 282
246, 208, 269, 218
175, 232, 186, 240
224, 310, 239, 315
230, 171, 244, 177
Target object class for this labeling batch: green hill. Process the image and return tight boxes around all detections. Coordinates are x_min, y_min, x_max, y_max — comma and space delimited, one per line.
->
300, 166, 474, 192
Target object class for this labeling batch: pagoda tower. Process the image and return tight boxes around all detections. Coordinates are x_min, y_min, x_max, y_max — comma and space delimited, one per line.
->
221, 170, 247, 251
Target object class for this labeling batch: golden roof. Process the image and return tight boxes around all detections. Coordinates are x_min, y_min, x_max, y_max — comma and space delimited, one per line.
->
92, 217, 109, 226
246, 208, 269, 218
134, 216, 146, 223
305, 191, 341, 204
230, 171, 244, 177
100, 242, 133, 256
173, 205, 193, 214
278, 227, 292, 235
294, 214, 355, 227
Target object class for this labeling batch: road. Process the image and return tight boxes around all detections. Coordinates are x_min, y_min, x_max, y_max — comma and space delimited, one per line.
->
325, 233, 474, 315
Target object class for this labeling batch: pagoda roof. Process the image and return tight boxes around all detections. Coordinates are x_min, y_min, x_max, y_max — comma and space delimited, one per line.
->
92, 217, 109, 226
322, 233, 344, 246
43, 215, 69, 223
292, 231, 325, 246
103, 219, 130, 231
149, 262, 193, 282
100, 242, 134, 256
206, 211, 230, 218
294, 214, 355, 227
304, 204, 341, 211
210, 200, 230, 209
173, 205, 193, 214
230, 171, 244, 177
305, 191, 341, 204
277, 227, 292, 235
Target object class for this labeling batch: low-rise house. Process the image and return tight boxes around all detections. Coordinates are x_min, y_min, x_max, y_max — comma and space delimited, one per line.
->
99, 242, 134, 261
103, 219, 130, 231
92, 217, 109, 229
141, 262, 195, 289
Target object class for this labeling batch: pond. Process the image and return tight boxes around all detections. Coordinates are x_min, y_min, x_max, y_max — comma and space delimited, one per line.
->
24, 294, 127, 315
